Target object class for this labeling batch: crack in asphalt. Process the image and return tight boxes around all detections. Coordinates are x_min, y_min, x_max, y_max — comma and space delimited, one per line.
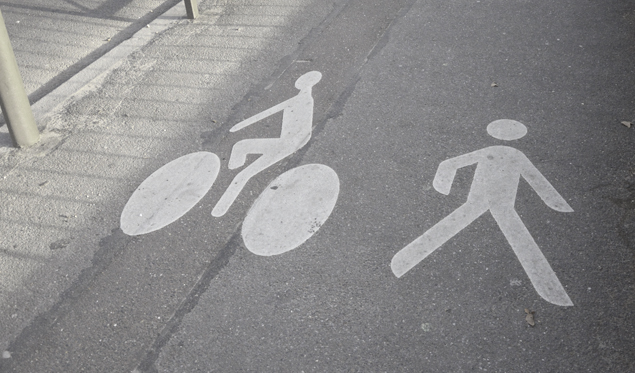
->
0, 228, 135, 371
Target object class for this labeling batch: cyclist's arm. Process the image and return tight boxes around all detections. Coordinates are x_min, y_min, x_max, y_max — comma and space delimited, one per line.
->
230, 99, 291, 132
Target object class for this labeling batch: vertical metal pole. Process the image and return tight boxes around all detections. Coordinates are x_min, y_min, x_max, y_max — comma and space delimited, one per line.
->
184, 0, 199, 19
0, 8, 39, 147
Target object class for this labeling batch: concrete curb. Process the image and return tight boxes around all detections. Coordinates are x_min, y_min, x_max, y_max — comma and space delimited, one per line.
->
0, 2, 191, 152
31, 3, 189, 126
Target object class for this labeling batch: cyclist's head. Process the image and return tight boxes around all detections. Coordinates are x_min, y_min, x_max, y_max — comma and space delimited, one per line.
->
295, 71, 322, 90
487, 119, 527, 140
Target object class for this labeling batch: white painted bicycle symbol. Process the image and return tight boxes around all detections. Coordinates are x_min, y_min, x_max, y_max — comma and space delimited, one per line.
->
120, 71, 340, 256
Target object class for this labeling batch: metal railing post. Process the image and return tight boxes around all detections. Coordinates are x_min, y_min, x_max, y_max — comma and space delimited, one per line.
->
0, 8, 39, 148
184, 0, 199, 19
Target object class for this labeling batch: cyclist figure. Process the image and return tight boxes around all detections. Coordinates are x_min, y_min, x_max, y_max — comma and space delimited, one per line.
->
391, 119, 574, 306
212, 71, 322, 217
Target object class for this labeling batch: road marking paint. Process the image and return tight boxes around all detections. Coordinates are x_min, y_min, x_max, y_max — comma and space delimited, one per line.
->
242, 164, 339, 256
121, 72, 339, 255
212, 71, 322, 217
391, 119, 574, 306
121, 152, 220, 235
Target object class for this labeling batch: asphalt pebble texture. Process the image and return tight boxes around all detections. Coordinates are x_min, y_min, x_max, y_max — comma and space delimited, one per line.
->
0, 0, 634, 372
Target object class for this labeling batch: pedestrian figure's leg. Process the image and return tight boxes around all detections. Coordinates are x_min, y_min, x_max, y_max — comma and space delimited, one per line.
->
212, 154, 281, 217
490, 208, 573, 306
391, 202, 487, 277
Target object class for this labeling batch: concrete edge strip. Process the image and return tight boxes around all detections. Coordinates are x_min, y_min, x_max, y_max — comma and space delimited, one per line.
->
31, 2, 188, 126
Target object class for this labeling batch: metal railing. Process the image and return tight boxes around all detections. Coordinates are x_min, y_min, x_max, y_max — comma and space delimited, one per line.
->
184, 0, 199, 19
0, 1, 198, 148
0, 8, 40, 148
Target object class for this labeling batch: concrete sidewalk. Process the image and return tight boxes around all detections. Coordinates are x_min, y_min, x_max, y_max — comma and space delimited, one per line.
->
1, 0, 181, 101
0, 0, 219, 356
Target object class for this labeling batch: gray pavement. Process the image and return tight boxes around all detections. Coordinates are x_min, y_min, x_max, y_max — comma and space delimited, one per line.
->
0, 0, 634, 372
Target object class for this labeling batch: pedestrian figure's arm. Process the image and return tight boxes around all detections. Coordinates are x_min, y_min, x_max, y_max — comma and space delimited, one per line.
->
230, 99, 291, 132
433, 151, 480, 195
521, 159, 573, 212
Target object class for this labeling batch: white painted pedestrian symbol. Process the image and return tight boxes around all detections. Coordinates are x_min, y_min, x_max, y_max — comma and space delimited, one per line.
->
391, 119, 574, 306
120, 71, 340, 256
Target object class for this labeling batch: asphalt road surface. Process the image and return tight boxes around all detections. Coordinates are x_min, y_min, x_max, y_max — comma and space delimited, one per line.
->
0, 0, 634, 372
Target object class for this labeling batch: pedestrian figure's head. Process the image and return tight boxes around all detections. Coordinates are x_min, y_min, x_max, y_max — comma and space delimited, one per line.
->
487, 119, 527, 141
295, 71, 322, 90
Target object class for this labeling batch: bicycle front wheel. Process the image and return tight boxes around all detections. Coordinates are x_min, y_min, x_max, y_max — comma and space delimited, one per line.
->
242, 163, 340, 256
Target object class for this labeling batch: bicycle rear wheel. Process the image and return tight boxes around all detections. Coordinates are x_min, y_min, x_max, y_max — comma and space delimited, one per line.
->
121, 152, 220, 235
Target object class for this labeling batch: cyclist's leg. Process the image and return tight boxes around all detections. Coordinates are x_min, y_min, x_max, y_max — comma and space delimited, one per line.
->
212, 153, 285, 217
228, 138, 281, 170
